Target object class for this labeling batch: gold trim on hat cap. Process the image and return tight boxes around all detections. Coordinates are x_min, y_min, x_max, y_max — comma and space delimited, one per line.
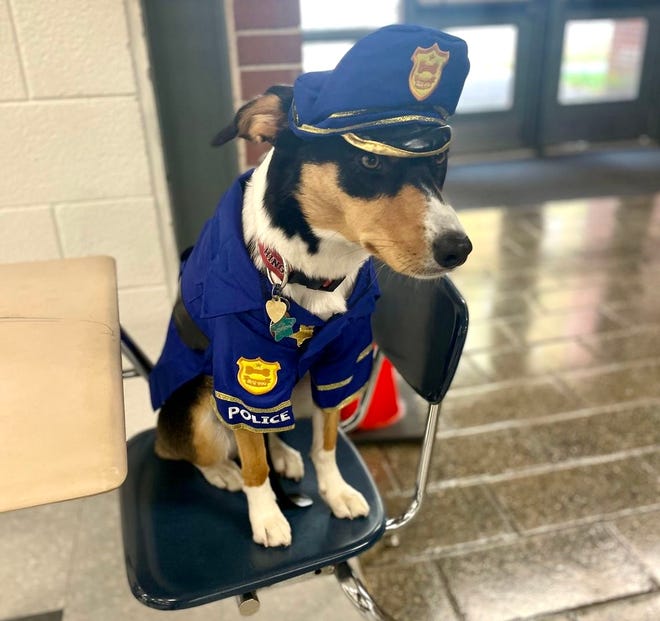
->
293, 108, 448, 136
341, 132, 452, 158
326, 107, 450, 122
328, 109, 369, 118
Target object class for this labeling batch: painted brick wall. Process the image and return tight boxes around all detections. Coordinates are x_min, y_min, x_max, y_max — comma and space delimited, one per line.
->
0, 0, 178, 360
228, 0, 303, 167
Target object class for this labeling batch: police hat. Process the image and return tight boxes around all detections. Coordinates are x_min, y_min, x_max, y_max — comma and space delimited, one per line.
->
289, 24, 470, 157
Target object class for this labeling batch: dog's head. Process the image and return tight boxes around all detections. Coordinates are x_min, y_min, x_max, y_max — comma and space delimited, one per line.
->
214, 85, 472, 279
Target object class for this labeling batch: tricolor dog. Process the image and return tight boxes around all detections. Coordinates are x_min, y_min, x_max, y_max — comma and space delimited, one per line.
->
149, 25, 472, 547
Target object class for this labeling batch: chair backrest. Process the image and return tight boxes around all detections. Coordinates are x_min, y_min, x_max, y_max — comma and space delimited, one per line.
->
371, 263, 469, 404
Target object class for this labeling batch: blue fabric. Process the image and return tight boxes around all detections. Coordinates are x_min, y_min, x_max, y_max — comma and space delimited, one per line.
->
149, 171, 380, 433
289, 24, 470, 139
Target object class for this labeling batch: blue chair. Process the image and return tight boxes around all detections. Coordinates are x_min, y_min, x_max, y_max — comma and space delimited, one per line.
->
119, 264, 468, 619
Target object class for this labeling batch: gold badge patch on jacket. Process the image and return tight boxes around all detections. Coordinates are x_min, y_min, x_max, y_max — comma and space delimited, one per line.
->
409, 43, 450, 101
237, 357, 281, 395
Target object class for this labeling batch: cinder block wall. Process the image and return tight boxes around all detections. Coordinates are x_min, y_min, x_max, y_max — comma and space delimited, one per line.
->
1, 0, 304, 357
0, 0, 178, 358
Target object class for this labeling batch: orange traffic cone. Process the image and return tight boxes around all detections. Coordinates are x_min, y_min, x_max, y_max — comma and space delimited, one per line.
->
341, 357, 403, 430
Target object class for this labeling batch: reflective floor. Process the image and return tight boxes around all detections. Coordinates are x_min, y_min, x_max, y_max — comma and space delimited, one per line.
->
1, 193, 659, 621
360, 193, 660, 620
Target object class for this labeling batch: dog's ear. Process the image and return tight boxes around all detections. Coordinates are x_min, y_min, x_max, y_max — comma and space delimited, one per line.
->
211, 85, 294, 147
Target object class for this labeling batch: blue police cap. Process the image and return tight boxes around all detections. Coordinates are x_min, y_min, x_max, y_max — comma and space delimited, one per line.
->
289, 24, 470, 157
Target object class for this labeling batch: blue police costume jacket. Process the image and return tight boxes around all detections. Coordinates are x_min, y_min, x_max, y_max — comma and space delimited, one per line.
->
149, 171, 379, 433
150, 23, 472, 432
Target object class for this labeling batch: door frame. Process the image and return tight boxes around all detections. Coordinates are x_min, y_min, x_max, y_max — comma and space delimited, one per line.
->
404, 0, 660, 154
141, 0, 239, 252
538, 0, 660, 148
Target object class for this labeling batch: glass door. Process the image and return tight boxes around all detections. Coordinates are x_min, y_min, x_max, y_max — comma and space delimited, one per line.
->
405, 0, 660, 154
538, 0, 660, 148
301, 0, 542, 154
405, 0, 547, 154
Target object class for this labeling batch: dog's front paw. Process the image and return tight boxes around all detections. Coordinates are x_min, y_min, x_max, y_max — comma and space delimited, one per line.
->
313, 448, 370, 519
323, 483, 370, 520
245, 481, 292, 547
251, 510, 292, 547
269, 435, 304, 481
198, 461, 243, 491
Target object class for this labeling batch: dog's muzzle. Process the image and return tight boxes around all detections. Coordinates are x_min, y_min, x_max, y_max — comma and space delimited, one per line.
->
432, 232, 473, 269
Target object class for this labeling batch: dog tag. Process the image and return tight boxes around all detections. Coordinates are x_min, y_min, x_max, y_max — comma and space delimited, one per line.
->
291, 325, 314, 347
270, 316, 296, 342
266, 298, 287, 323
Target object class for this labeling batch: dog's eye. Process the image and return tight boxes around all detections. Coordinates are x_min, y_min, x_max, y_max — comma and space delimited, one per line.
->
360, 154, 381, 170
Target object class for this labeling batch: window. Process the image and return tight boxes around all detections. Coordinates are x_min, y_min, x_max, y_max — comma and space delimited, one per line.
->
300, 0, 400, 31
558, 18, 648, 105
447, 24, 518, 113
300, 0, 400, 72
302, 41, 355, 72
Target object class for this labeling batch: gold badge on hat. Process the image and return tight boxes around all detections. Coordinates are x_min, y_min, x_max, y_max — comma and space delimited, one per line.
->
236, 357, 281, 395
409, 43, 450, 102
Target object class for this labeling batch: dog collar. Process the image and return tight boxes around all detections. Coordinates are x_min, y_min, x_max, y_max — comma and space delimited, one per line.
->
257, 242, 345, 292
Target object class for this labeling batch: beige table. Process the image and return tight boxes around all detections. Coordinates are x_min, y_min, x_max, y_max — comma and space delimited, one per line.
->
0, 256, 127, 512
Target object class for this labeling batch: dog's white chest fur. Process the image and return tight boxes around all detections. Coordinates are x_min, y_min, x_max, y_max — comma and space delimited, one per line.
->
241, 150, 369, 321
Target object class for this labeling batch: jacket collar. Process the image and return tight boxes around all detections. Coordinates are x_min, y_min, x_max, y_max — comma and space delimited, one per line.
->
199, 170, 379, 320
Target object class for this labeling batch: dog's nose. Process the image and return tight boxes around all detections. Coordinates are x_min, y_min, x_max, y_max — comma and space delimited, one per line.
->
433, 232, 473, 269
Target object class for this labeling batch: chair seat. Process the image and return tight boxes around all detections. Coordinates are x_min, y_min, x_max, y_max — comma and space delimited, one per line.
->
120, 421, 386, 610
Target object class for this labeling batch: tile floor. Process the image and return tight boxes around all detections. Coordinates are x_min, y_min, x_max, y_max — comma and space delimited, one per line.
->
2, 192, 659, 621
359, 192, 660, 620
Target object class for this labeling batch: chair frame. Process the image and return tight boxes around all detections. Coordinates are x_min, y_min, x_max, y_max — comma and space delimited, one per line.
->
340, 348, 442, 534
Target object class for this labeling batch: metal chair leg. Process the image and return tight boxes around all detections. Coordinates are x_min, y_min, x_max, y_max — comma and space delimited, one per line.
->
236, 592, 260, 616
336, 560, 394, 621
120, 325, 154, 380
385, 402, 441, 533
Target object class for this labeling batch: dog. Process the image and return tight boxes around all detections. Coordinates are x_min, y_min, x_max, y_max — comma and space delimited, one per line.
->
148, 25, 472, 548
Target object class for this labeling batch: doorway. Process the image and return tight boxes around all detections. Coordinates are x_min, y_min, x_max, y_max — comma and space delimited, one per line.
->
404, 0, 660, 154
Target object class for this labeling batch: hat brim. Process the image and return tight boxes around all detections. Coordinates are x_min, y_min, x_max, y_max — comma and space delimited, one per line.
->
342, 123, 452, 158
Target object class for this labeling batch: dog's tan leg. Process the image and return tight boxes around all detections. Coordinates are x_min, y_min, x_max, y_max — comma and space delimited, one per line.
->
193, 402, 243, 492
156, 377, 243, 491
235, 428, 292, 547
311, 409, 370, 519
264, 373, 310, 482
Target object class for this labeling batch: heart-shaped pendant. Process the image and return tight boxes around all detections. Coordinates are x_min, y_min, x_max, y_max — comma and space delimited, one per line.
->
265, 298, 287, 323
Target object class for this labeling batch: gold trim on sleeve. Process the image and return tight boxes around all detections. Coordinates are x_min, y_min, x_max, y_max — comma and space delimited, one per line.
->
214, 391, 292, 414
314, 376, 354, 391
356, 344, 374, 363
319, 386, 367, 413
